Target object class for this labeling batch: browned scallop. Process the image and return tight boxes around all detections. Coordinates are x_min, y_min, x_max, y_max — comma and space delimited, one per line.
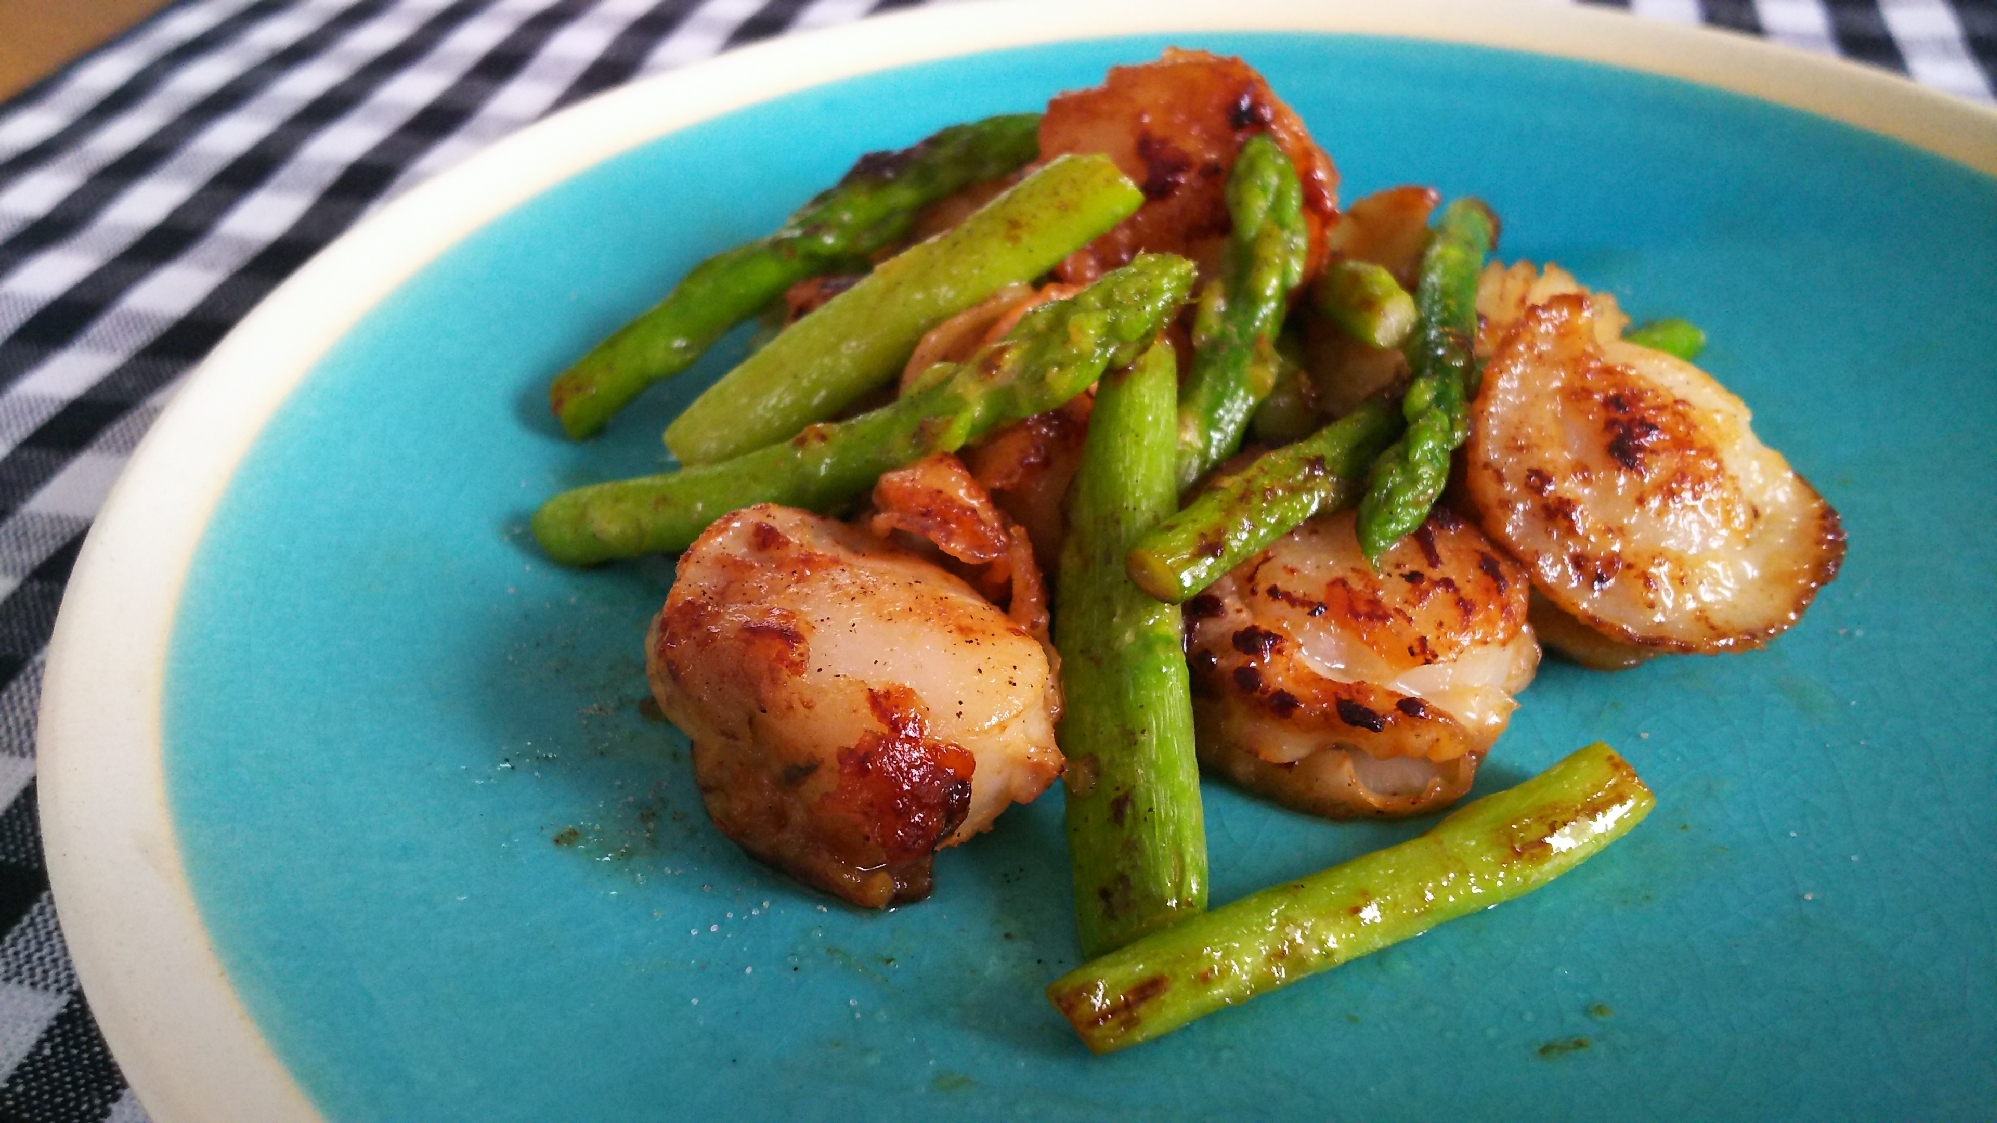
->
1526, 591, 1654, 671
1186, 506, 1540, 818
648, 505, 1063, 908
1039, 48, 1338, 285
1327, 184, 1439, 285
1466, 286, 1844, 657
869, 452, 1052, 649
1473, 260, 1627, 357
960, 396, 1091, 579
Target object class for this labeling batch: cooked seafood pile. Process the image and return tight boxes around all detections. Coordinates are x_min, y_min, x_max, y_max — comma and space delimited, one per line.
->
530, 48, 1841, 1051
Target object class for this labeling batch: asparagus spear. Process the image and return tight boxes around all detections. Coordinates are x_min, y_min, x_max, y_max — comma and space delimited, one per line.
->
550, 113, 1042, 439
664, 154, 1145, 465
532, 253, 1194, 564
1126, 398, 1402, 604
1245, 331, 1316, 445
1313, 257, 1417, 349
1058, 339, 1208, 959
1175, 134, 1309, 492
1624, 317, 1706, 361
1047, 742, 1654, 1055
1245, 363, 1316, 445
1354, 197, 1498, 561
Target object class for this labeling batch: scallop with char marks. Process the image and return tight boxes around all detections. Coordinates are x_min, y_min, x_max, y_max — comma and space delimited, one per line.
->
1465, 284, 1844, 658
1185, 506, 1539, 818
648, 504, 1063, 908
1039, 47, 1338, 284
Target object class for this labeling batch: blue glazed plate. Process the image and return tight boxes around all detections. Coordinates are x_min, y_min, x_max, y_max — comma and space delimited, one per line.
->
37, 4, 1997, 1121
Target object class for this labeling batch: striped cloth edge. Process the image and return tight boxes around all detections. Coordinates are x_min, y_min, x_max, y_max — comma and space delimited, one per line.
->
0, 0, 1986, 1118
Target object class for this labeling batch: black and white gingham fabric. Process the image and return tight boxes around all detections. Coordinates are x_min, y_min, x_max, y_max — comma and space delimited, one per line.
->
0, 0, 1986, 1117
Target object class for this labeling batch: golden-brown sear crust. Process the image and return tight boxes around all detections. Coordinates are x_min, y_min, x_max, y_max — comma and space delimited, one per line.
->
1473, 261, 1627, 359
1184, 507, 1538, 819
817, 686, 976, 892
962, 394, 1093, 577
1039, 48, 1338, 285
871, 453, 1014, 566
1258, 505, 1530, 676
869, 452, 1053, 650
1190, 638, 1470, 765
1467, 291, 1845, 653
653, 602, 948, 908
649, 506, 1062, 908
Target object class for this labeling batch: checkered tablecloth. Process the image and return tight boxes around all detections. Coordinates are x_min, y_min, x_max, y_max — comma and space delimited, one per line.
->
0, 0, 1986, 1118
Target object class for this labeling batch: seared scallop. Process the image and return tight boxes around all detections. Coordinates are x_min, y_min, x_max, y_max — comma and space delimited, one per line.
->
648, 505, 1063, 907
1039, 48, 1338, 284
1185, 506, 1539, 818
1466, 280, 1844, 659
868, 452, 1052, 647
1474, 260, 1627, 354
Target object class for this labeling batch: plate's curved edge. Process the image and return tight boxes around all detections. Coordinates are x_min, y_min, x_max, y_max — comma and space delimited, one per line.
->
33, 2, 1997, 1120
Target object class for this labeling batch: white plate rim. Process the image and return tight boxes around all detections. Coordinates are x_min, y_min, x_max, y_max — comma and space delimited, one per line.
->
33, 2, 1997, 1120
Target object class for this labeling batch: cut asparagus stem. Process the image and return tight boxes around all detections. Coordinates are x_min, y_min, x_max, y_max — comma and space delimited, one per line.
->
1127, 398, 1402, 604
550, 113, 1043, 438
532, 254, 1194, 563
1058, 338, 1209, 959
663, 153, 1144, 465
1047, 742, 1654, 1054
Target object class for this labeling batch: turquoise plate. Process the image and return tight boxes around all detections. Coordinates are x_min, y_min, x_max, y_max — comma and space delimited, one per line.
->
37, 5, 1997, 1122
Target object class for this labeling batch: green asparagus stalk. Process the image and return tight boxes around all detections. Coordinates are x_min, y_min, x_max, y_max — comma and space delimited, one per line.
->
1313, 257, 1417, 349
1175, 134, 1309, 491
664, 154, 1145, 465
1624, 317, 1706, 361
532, 254, 1194, 564
1354, 197, 1498, 561
1058, 338, 1209, 959
550, 113, 1042, 438
1246, 331, 1316, 445
1127, 398, 1402, 604
1047, 742, 1654, 1055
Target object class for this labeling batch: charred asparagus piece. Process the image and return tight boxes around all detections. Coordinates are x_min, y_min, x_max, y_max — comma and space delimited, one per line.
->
1058, 339, 1208, 958
1175, 134, 1309, 491
550, 113, 1043, 438
1126, 398, 1402, 604
1354, 197, 1497, 561
533, 253, 1194, 563
664, 153, 1144, 465
1048, 742, 1653, 1054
